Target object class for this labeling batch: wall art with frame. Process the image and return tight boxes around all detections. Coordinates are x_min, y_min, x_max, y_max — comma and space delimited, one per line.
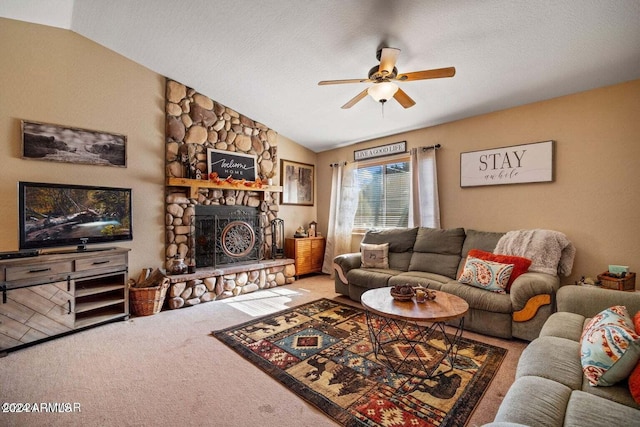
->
460, 140, 554, 187
281, 159, 314, 206
21, 120, 127, 167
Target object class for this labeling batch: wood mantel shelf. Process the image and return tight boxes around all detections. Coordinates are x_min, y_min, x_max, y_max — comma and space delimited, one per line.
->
167, 177, 283, 198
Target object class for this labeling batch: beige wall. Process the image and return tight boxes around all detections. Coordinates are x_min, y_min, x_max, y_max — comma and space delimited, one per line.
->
0, 19, 165, 274
275, 134, 319, 238
0, 18, 318, 273
317, 79, 640, 287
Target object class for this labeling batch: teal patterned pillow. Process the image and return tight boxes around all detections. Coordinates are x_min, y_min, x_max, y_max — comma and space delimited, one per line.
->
580, 306, 640, 386
458, 256, 513, 294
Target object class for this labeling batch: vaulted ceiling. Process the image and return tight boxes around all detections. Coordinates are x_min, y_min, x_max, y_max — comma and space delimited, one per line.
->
2, 0, 640, 152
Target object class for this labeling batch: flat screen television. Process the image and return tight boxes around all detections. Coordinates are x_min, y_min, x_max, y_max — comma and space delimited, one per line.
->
19, 181, 132, 251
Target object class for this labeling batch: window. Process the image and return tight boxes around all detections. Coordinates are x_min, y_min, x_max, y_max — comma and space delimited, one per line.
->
353, 158, 411, 230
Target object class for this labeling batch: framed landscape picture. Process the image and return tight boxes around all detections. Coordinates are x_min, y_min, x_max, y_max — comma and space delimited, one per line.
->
281, 159, 314, 206
21, 120, 127, 167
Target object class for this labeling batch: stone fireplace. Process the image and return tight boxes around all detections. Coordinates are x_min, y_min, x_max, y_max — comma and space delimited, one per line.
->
163, 79, 295, 309
193, 205, 262, 268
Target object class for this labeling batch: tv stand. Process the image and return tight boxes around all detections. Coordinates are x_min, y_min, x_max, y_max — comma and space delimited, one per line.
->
0, 247, 130, 356
43, 246, 117, 255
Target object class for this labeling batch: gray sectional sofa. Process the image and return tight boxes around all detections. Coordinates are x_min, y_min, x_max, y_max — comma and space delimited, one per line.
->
486, 285, 640, 426
333, 227, 566, 341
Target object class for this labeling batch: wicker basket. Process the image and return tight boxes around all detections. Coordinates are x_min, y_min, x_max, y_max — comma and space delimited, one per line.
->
597, 272, 636, 291
129, 279, 169, 316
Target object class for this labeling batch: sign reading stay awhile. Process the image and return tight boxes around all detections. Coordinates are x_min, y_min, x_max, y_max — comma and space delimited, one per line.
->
460, 140, 554, 187
207, 148, 257, 180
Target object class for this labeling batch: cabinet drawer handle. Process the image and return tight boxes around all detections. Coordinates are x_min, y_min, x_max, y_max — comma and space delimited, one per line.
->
28, 267, 51, 273
92, 260, 110, 265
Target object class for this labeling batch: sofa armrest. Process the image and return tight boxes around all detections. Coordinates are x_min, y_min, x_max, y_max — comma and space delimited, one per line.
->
557, 285, 640, 317
333, 253, 361, 283
509, 272, 560, 312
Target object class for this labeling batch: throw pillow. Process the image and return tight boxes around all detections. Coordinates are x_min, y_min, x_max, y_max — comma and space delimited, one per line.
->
630, 311, 640, 404
630, 361, 640, 404
468, 249, 532, 292
458, 256, 514, 294
580, 305, 635, 341
360, 243, 389, 269
580, 306, 640, 386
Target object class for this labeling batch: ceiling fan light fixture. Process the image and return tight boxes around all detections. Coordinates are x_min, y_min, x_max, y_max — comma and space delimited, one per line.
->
368, 81, 398, 103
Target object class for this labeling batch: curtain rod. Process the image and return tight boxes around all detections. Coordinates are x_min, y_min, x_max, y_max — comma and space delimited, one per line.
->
419, 144, 441, 151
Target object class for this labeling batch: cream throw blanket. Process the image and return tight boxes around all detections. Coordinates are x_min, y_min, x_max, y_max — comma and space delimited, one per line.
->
494, 229, 576, 276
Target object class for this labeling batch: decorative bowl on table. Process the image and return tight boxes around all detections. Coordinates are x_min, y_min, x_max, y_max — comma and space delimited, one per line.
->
390, 284, 415, 301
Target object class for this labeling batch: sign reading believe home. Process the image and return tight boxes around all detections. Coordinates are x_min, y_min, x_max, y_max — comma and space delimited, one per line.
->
207, 148, 257, 180
460, 140, 554, 187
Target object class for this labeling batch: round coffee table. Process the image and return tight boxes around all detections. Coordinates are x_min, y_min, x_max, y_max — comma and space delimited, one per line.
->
360, 287, 469, 379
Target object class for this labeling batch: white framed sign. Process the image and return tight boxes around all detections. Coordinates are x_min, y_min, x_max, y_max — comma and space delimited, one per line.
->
354, 141, 406, 161
460, 140, 554, 187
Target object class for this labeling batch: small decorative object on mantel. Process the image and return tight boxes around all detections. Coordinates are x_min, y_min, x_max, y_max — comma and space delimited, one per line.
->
128, 268, 170, 316
264, 169, 276, 186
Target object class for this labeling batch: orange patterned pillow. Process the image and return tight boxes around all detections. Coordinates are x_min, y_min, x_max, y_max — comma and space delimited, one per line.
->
468, 249, 532, 292
631, 311, 640, 404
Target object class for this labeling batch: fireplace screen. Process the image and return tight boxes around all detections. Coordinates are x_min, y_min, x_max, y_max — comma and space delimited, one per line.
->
193, 207, 262, 267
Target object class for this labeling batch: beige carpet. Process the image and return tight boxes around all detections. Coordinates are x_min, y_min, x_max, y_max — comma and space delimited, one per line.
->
0, 275, 526, 426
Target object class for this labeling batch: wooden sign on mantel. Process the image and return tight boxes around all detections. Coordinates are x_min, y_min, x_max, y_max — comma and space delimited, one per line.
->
207, 148, 257, 180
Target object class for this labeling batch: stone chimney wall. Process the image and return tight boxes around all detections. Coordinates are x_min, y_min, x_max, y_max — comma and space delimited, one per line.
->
164, 79, 280, 269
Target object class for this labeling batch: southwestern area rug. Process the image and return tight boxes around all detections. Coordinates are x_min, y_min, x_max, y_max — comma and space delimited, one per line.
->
212, 298, 507, 427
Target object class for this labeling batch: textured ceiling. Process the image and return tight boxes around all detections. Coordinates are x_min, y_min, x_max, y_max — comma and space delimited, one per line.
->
3, 0, 640, 152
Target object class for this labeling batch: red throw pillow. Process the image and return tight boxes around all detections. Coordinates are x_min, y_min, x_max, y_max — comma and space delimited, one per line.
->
631, 312, 640, 404
467, 249, 532, 292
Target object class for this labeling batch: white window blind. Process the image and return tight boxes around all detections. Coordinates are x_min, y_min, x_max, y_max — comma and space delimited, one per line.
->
353, 159, 410, 230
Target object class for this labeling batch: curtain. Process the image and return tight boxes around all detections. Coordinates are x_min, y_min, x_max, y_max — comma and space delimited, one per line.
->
322, 162, 360, 276
409, 147, 441, 228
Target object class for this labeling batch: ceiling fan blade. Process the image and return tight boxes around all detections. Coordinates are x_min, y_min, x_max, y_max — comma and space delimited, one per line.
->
378, 47, 401, 76
341, 89, 369, 109
393, 88, 416, 109
318, 78, 371, 85
396, 66, 456, 81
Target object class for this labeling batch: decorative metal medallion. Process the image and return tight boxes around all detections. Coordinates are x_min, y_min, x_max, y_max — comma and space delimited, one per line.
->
221, 221, 256, 258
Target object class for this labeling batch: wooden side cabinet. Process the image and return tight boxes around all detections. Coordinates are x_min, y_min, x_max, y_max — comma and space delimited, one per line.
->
285, 237, 325, 278
0, 247, 129, 355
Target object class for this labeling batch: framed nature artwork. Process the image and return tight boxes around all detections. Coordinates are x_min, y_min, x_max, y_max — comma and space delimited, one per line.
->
281, 159, 314, 206
21, 120, 127, 167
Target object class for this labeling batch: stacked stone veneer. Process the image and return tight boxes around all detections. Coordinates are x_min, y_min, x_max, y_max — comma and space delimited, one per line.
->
165, 79, 293, 308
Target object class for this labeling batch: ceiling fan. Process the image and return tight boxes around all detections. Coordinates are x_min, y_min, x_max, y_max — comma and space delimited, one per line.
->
318, 47, 455, 109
